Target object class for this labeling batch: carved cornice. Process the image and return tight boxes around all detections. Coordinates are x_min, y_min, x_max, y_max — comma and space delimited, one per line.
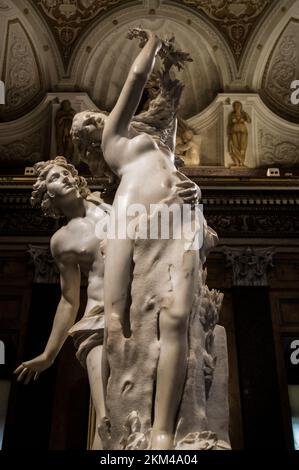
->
207, 211, 299, 239
1, 182, 298, 238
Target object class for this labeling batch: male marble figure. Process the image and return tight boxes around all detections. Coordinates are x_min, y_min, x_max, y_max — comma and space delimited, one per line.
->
14, 156, 108, 449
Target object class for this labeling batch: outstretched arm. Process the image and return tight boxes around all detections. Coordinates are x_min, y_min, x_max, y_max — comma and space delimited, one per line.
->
103, 30, 162, 142
14, 251, 80, 384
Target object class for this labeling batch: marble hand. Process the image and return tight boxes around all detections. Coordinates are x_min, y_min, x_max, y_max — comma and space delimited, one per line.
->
14, 353, 54, 384
176, 180, 201, 207
127, 28, 157, 47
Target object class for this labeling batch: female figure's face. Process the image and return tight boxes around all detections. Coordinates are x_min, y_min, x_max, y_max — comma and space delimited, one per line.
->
72, 114, 105, 167
183, 130, 194, 141
233, 101, 242, 113
46, 165, 79, 199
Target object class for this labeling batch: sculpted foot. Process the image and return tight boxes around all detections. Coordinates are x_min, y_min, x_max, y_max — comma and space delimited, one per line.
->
151, 431, 173, 450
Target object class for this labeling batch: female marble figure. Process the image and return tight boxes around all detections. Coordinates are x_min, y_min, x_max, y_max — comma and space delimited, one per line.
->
71, 30, 204, 450
14, 156, 109, 449
227, 100, 251, 166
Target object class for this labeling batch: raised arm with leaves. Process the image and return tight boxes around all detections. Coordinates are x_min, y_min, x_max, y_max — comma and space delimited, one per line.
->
102, 30, 162, 143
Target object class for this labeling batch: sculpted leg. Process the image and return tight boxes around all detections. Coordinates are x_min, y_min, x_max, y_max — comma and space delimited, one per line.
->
151, 252, 196, 450
151, 307, 188, 450
104, 237, 134, 335
102, 237, 134, 397
86, 345, 105, 450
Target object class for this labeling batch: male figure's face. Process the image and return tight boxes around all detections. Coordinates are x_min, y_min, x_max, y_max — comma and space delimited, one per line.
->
46, 165, 79, 199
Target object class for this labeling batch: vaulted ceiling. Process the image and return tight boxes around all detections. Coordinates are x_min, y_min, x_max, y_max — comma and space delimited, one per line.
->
0, 0, 298, 122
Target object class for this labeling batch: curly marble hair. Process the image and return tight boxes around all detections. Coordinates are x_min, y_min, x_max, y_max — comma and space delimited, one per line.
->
71, 111, 115, 178
31, 156, 91, 219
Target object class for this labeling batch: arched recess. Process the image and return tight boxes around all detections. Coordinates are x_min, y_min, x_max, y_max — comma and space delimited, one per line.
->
234, 0, 282, 83
243, 0, 299, 122
0, 0, 60, 122
71, 1, 235, 118
261, 18, 299, 123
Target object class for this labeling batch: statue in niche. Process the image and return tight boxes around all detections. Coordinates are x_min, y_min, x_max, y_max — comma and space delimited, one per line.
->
55, 100, 76, 161
176, 117, 201, 166
227, 100, 251, 167
14, 154, 199, 449
72, 29, 230, 450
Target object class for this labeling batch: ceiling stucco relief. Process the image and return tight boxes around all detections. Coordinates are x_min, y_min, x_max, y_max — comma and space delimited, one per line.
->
179, 0, 273, 65
0, 1, 11, 10
262, 19, 299, 123
29, 0, 141, 69
258, 129, 299, 167
0, 19, 43, 121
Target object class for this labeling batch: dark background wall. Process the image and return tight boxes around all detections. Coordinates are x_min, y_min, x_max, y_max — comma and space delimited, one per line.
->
1, 180, 299, 449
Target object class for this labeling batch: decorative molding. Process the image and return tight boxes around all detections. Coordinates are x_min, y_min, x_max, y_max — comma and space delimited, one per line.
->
0, 92, 99, 171
1, 184, 299, 238
258, 129, 299, 167
0, 131, 44, 167
0, 209, 59, 236
262, 18, 299, 122
180, 0, 272, 65
0, 19, 42, 120
0, 1, 10, 10
30, 0, 136, 69
1, 209, 298, 238
207, 212, 299, 239
224, 246, 274, 286
0, 188, 60, 235
28, 244, 59, 284
188, 93, 299, 169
